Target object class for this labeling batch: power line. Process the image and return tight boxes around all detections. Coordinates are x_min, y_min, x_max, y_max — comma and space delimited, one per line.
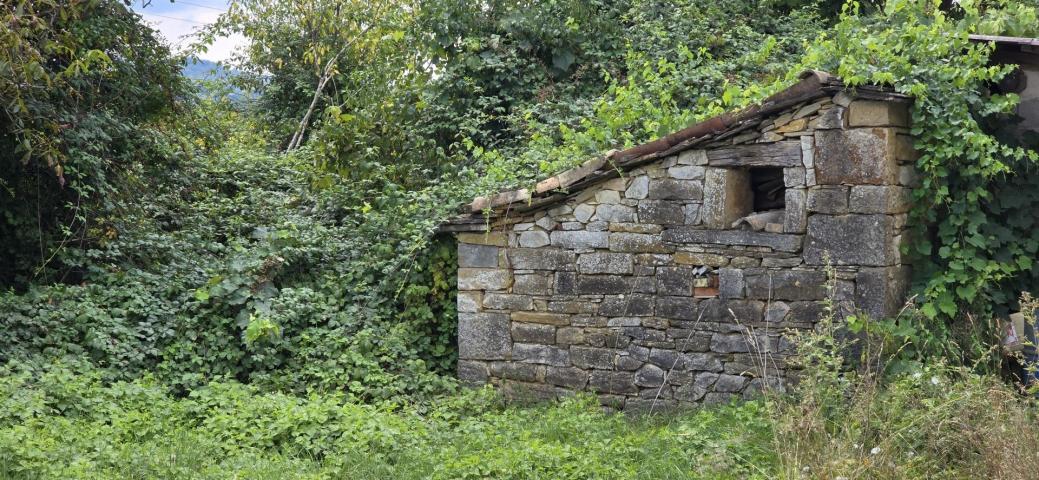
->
146, 13, 210, 25
174, 0, 228, 12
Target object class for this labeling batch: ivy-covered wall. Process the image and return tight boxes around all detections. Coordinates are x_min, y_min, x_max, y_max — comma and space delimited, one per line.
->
449, 89, 917, 410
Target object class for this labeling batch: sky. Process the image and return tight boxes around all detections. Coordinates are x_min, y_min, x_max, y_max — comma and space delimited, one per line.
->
130, 0, 246, 62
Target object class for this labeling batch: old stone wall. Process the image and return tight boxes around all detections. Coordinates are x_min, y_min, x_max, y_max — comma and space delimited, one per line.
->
455, 92, 916, 410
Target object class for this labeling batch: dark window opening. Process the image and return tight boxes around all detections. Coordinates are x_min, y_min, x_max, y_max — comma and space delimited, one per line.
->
750, 167, 785, 211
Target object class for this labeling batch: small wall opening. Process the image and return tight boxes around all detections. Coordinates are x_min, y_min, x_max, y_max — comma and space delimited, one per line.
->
750, 167, 786, 211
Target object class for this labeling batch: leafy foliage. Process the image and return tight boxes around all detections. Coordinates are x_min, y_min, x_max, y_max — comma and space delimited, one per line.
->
0, 0, 187, 287
0, 360, 774, 479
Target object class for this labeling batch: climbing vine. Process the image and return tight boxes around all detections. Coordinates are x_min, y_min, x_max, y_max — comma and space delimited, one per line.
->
783, 0, 1039, 327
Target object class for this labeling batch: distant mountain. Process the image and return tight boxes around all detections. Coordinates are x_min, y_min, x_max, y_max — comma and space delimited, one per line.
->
182, 58, 233, 81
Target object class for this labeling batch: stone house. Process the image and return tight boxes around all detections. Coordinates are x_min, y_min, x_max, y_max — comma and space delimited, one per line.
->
441, 46, 1038, 410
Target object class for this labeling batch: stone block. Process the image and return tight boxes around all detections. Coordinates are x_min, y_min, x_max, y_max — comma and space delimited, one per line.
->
814, 128, 898, 185
545, 366, 589, 389
810, 105, 845, 129
483, 293, 534, 311
730, 257, 761, 268
513, 273, 553, 295
550, 231, 609, 249
593, 204, 636, 222
702, 167, 753, 229
512, 311, 571, 326
609, 233, 671, 253
556, 327, 585, 345
683, 204, 702, 225
624, 176, 650, 199
459, 312, 511, 360
765, 301, 791, 323
711, 333, 750, 353
634, 364, 666, 387
714, 374, 748, 393
509, 248, 576, 271
674, 372, 718, 402
678, 149, 708, 165
608, 317, 642, 327
458, 360, 489, 384
656, 267, 698, 296
783, 188, 807, 233
805, 214, 897, 266
599, 294, 655, 316
783, 167, 806, 187
573, 204, 595, 223
855, 266, 910, 320
718, 268, 745, 299
849, 185, 909, 214
762, 256, 802, 268
575, 275, 634, 295
458, 268, 513, 291
457, 232, 508, 246
555, 272, 576, 294
682, 353, 724, 372
595, 190, 621, 204
518, 230, 550, 248
458, 243, 499, 268
647, 179, 704, 200
608, 222, 662, 234
807, 186, 849, 214
457, 291, 481, 312
489, 361, 540, 382
674, 251, 728, 267
848, 100, 910, 127
663, 228, 802, 253
578, 252, 634, 275
745, 270, 828, 301
895, 134, 918, 162
513, 343, 570, 366
637, 200, 685, 225
589, 371, 638, 394
669, 165, 706, 180
535, 215, 558, 231
571, 346, 616, 369
703, 392, 736, 405
655, 296, 700, 321
511, 323, 556, 344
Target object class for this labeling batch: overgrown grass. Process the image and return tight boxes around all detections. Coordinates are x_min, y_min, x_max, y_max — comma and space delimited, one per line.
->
0, 361, 773, 479
2, 356, 1038, 479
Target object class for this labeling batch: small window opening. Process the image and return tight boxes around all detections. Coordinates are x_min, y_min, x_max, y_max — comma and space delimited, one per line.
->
750, 167, 785, 211
730, 167, 786, 232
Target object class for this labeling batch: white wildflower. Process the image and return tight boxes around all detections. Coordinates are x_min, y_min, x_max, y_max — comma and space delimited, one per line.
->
870, 447, 881, 455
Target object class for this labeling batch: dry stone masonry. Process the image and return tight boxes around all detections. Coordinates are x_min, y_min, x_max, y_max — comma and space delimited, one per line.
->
445, 73, 916, 410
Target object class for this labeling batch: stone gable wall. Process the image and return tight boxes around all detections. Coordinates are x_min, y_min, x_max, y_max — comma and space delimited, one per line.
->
455, 92, 916, 410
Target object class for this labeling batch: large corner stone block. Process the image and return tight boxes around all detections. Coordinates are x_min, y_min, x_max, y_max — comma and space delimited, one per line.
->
458, 243, 499, 268
457, 268, 513, 291
814, 128, 898, 185
702, 168, 752, 229
805, 214, 897, 266
855, 266, 910, 319
458, 312, 511, 360
848, 100, 910, 128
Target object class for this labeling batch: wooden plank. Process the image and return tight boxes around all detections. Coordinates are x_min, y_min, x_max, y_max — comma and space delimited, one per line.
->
705, 140, 802, 167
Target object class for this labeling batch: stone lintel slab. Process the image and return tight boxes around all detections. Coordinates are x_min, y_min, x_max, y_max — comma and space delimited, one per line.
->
662, 227, 803, 253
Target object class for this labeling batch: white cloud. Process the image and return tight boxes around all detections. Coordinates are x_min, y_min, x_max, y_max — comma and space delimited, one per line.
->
138, 6, 246, 62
